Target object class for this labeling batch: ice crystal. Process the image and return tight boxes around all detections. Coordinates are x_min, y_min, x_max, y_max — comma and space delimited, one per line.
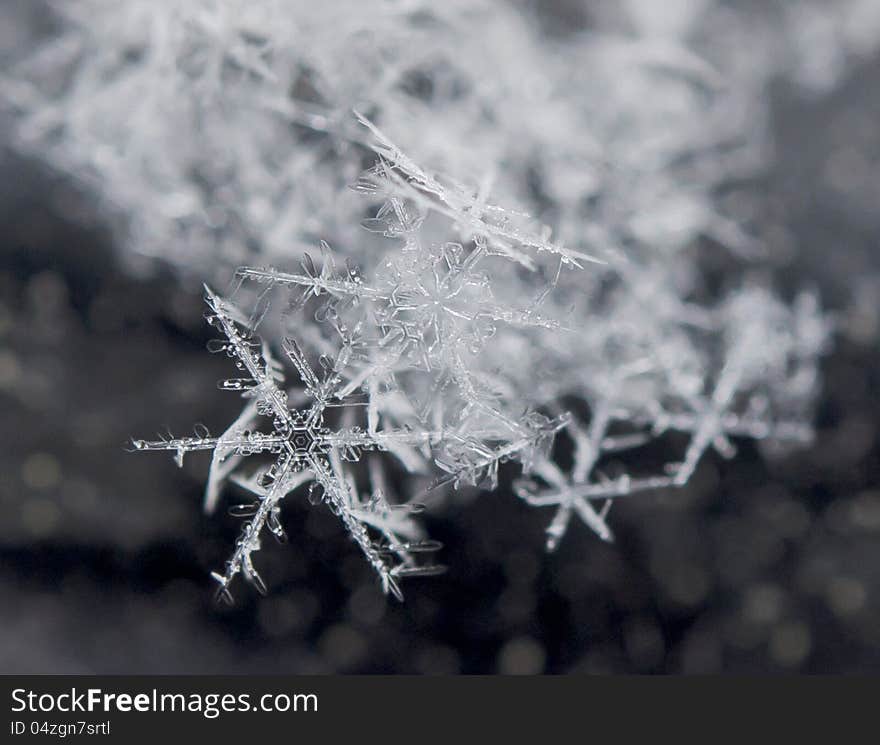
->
2, 0, 840, 601
133, 285, 444, 602
133, 118, 830, 599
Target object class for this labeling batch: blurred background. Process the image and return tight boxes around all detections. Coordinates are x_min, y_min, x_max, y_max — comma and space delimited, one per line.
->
0, 1, 879, 673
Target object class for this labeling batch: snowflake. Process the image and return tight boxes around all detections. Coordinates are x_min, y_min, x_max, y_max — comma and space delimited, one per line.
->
514, 403, 665, 548
133, 285, 444, 602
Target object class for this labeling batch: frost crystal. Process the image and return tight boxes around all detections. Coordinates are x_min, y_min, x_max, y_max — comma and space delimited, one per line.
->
133, 117, 829, 600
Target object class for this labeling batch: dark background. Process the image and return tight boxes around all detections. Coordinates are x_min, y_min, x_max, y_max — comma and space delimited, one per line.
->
1, 16, 879, 673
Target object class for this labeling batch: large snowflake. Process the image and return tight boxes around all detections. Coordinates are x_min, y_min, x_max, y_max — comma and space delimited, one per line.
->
133, 286, 444, 602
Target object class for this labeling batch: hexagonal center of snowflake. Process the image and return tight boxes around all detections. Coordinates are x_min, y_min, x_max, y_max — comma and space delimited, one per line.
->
287, 426, 318, 456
